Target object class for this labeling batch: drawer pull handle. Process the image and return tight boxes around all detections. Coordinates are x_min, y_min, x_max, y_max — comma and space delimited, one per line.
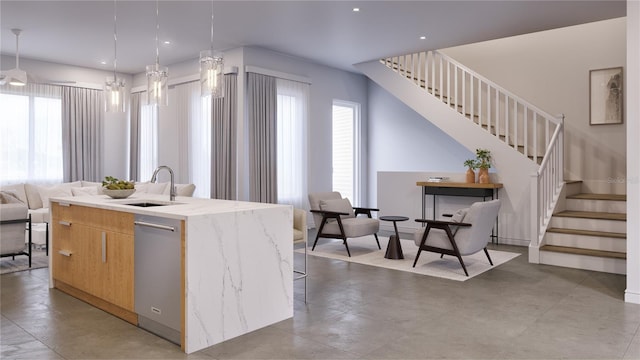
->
59, 203, 71, 207
134, 221, 175, 232
58, 250, 72, 257
101, 232, 106, 263
58, 221, 71, 227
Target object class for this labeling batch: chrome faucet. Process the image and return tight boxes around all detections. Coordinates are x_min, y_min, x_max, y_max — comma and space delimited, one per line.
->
150, 165, 176, 201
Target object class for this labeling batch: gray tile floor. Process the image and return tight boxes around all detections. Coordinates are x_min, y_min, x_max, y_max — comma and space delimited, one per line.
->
2, 241, 640, 359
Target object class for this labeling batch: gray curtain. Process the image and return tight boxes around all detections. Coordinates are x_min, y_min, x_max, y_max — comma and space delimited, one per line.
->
129, 92, 141, 181
247, 72, 277, 203
211, 74, 238, 200
61, 86, 103, 182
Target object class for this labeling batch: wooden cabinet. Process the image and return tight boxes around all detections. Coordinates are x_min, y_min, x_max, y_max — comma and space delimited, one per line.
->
51, 202, 135, 320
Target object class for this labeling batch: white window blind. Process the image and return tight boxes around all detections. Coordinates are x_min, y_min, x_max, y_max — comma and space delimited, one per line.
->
0, 84, 62, 185
332, 101, 360, 203
139, 99, 158, 182
276, 78, 308, 210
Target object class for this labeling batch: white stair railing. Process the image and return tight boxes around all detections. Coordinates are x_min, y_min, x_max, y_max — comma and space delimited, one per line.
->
382, 51, 564, 250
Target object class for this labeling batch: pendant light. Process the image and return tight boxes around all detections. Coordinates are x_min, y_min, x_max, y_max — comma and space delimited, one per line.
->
105, 0, 125, 112
199, 0, 224, 98
146, 0, 168, 106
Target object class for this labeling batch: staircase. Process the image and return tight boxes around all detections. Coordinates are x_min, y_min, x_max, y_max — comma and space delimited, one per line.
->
540, 180, 627, 274
356, 51, 627, 275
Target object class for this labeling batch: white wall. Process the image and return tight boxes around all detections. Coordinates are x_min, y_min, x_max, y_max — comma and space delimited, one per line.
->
626, 1, 640, 304
441, 18, 627, 194
367, 82, 474, 208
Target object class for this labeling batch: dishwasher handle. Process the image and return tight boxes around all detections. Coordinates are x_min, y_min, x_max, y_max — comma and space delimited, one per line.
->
134, 221, 176, 232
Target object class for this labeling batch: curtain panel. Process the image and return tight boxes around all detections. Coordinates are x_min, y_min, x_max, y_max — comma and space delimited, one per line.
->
61, 86, 103, 182
211, 73, 238, 200
247, 72, 277, 203
129, 92, 141, 181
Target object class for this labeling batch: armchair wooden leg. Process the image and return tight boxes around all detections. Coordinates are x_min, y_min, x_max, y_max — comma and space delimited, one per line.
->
412, 249, 422, 267
374, 233, 381, 250
311, 234, 321, 251
343, 237, 351, 257
456, 255, 469, 276
483, 247, 494, 266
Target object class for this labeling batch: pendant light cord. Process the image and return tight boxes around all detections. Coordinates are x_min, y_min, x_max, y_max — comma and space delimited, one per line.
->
210, 0, 214, 53
113, 0, 117, 79
155, 0, 160, 66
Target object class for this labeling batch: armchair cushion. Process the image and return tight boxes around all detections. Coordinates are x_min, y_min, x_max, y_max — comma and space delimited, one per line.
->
323, 217, 379, 238
319, 198, 355, 218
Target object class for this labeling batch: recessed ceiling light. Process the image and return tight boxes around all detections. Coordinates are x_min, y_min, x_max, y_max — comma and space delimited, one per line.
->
163, 40, 171, 45
100, 60, 107, 65
420, 36, 427, 40
353, 7, 360, 12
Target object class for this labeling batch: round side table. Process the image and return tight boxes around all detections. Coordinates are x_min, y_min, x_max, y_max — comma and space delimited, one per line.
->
379, 216, 409, 259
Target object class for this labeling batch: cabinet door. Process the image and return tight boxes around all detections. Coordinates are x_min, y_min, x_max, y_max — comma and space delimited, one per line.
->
98, 231, 134, 311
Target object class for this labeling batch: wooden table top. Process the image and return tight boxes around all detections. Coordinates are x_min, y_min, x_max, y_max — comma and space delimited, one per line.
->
416, 181, 503, 189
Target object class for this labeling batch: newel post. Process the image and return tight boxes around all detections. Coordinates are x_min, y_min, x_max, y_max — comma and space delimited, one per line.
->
529, 172, 540, 263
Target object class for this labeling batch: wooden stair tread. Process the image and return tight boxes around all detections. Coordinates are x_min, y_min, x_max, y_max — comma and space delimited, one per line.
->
567, 193, 627, 201
554, 210, 626, 221
546, 227, 626, 238
541, 245, 626, 259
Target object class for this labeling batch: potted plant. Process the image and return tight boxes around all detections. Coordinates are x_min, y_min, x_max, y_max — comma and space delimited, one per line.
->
463, 158, 478, 183
475, 148, 492, 184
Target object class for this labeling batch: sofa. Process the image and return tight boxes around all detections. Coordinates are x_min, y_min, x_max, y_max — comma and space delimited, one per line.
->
0, 181, 196, 225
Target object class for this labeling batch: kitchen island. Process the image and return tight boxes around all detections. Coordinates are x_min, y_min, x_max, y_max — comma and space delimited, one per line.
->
49, 194, 293, 354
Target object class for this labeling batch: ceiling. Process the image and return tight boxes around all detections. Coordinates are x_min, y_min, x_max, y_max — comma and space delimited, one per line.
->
0, 0, 627, 75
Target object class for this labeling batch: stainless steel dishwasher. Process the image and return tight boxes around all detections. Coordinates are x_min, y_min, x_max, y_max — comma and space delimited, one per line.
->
134, 214, 182, 345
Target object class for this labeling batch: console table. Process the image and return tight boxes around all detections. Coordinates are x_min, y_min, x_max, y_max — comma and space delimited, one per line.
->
416, 181, 503, 242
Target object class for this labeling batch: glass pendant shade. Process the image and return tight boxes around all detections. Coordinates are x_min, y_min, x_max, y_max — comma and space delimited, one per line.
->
200, 50, 224, 98
105, 76, 126, 112
146, 63, 168, 106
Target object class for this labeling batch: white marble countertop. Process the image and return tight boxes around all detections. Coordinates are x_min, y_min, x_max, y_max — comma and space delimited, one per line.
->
50, 194, 288, 220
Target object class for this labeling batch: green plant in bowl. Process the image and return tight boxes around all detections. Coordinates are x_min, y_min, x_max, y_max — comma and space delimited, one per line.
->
102, 176, 136, 198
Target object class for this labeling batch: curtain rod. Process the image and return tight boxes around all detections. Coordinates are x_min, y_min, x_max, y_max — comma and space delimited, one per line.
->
245, 65, 311, 85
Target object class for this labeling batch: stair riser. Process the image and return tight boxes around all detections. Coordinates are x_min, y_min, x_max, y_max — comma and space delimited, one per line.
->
565, 199, 626, 213
544, 233, 626, 253
539, 250, 626, 274
565, 182, 582, 196
549, 217, 626, 233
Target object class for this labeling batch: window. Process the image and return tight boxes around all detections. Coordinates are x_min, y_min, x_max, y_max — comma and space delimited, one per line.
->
139, 102, 158, 182
0, 84, 62, 184
276, 78, 308, 210
332, 100, 360, 204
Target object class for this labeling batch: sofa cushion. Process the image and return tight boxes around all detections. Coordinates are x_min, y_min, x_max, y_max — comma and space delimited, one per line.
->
135, 182, 168, 194
82, 181, 104, 194
0, 183, 28, 205
26, 182, 81, 209
29, 208, 50, 224
0, 190, 25, 204
163, 183, 196, 197
38, 184, 74, 209
71, 186, 99, 196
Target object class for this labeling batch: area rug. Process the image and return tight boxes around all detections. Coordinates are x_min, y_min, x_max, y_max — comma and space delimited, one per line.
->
299, 235, 520, 281
0, 249, 48, 275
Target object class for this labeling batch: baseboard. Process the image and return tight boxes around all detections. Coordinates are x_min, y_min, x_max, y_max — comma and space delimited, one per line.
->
625, 290, 640, 304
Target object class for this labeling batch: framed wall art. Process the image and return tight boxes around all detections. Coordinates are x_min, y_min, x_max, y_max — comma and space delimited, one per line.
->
590, 67, 623, 125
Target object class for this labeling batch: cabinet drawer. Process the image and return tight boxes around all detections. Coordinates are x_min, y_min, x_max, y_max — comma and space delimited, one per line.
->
51, 203, 134, 235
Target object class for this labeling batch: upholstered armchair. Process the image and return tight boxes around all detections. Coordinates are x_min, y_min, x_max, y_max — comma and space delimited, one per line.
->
413, 199, 501, 276
308, 192, 380, 257
0, 202, 32, 267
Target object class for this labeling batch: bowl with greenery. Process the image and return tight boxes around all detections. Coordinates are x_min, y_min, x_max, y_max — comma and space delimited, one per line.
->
102, 176, 136, 199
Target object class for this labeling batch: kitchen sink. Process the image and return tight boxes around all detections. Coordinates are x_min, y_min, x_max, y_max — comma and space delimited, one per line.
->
123, 201, 182, 207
